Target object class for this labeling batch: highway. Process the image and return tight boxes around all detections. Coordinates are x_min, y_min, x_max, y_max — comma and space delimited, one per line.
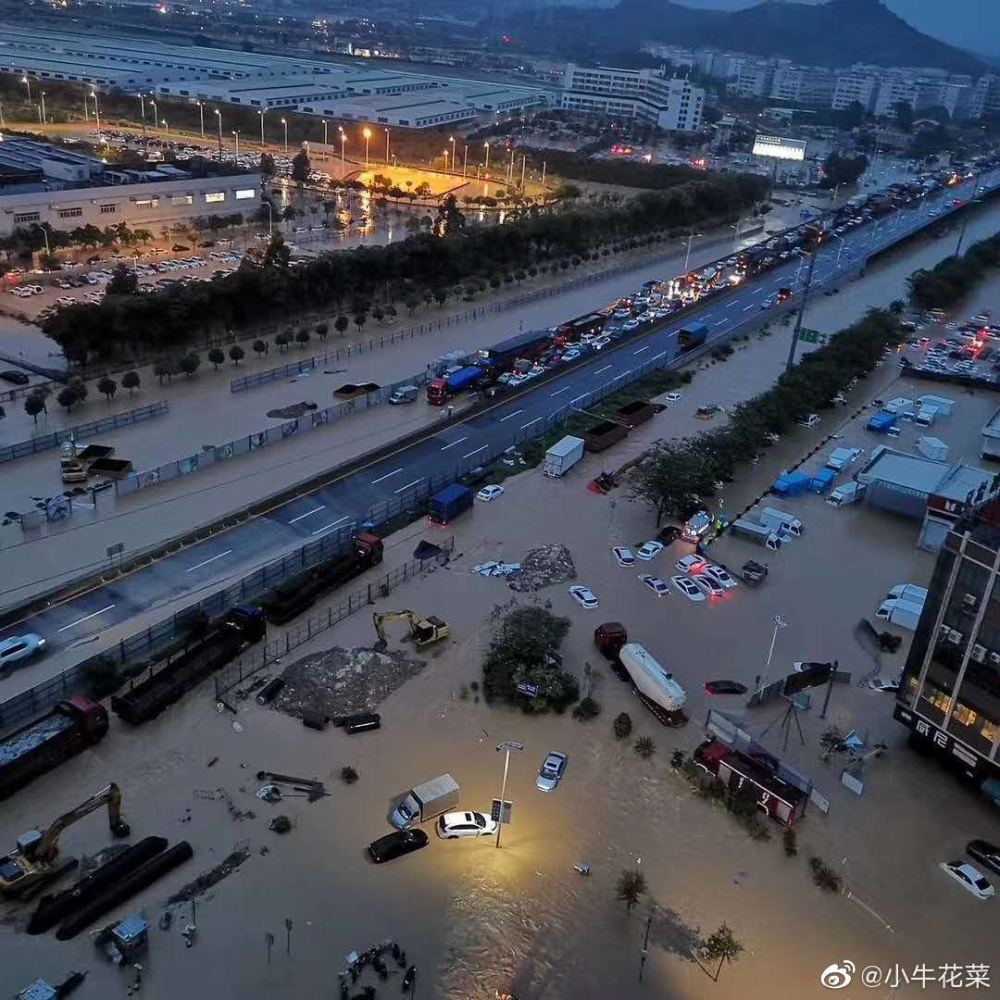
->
3, 167, 998, 670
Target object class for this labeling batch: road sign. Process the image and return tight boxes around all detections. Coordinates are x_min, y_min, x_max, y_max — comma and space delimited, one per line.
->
106, 542, 124, 559
515, 682, 538, 697
491, 799, 513, 824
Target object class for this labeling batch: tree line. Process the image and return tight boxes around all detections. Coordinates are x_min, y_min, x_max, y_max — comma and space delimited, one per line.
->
630, 309, 903, 523
41, 172, 767, 362
907, 231, 1000, 310
527, 149, 702, 190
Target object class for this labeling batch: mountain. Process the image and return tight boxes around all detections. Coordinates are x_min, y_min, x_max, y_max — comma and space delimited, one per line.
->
507, 0, 986, 75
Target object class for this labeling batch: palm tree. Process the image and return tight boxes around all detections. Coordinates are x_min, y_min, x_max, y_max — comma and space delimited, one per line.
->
700, 924, 744, 982
616, 870, 647, 912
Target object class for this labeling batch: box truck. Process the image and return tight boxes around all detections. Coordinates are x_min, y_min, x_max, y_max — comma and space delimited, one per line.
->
428, 484, 473, 525
731, 519, 782, 551
544, 436, 585, 477
886, 584, 928, 604
390, 774, 460, 829
917, 437, 948, 461
875, 599, 924, 631
758, 507, 804, 538
826, 482, 866, 507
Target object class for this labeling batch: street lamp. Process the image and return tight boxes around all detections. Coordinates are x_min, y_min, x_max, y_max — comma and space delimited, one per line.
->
384, 127, 390, 165
39, 92, 46, 124
338, 126, 346, 170
683, 232, 702, 273
137, 93, 146, 135
483, 141, 490, 170
448, 134, 456, 171
321, 119, 328, 147
281, 117, 288, 153
443, 147, 449, 170
21, 74, 31, 102
232, 130, 240, 157
363, 126, 371, 168
462, 143, 468, 179
197, 101, 205, 138
90, 89, 102, 141
494, 741, 524, 848
161, 119, 169, 142
758, 615, 788, 693
214, 108, 222, 158
259, 108, 266, 146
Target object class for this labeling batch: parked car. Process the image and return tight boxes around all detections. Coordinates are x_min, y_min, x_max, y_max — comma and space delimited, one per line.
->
939, 860, 994, 900
476, 485, 505, 502
671, 576, 705, 602
0, 371, 30, 386
367, 829, 429, 864
704, 680, 748, 696
569, 585, 599, 609
638, 574, 670, 598
966, 840, 1000, 877
0, 633, 46, 674
612, 546, 636, 567
536, 751, 567, 791
867, 677, 900, 693
675, 554, 707, 575
704, 564, 738, 589
663, 393, 682, 403
693, 575, 726, 599
636, 541, 664, 561
437, 811, 498, 839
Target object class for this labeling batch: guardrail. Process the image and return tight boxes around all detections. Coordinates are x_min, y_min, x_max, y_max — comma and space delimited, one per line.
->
0, 400, 169, 466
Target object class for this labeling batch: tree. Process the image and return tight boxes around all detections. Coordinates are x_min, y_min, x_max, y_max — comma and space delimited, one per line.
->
354, 313, 367, 332
253, 339, 269, 357
291, 148, 311, 184
97, 376, 117, 401
315, 322, 329, 341
263, 233, 291, 269
820, 152, 869, 189
634, 736, 656, 759
889, 299, 905, 315
295, 329, 310, 348
613, 712, 632, 740
280, 206, 298, 223
275, 331, 290, 352
67, 375, 88, 403
178, 352, 201, 377
616, 870, 647, 912
24, 394, 46, 423
229, 344, 245, 365
106, 262, 139, 296
208, 347, 226, 370
57, 386, 80, 412
700, 925, 744, 982
154, 360, 173, 384
260, 152, 276, 177
334, 316, 349, 336
122, 370, 140, 395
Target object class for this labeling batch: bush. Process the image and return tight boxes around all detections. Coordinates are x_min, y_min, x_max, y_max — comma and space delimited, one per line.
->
783, 829, 798, 857
572, 696, 601, 721
340, 766, 359, 784
613, 712, 633, 740
634, 736, 656, 759
809, 856, 843, 892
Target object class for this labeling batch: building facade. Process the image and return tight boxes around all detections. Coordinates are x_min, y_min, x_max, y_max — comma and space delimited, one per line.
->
896, 500, 1000, 791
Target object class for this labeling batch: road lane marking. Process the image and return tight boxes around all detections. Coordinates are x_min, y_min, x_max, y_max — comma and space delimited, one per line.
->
521, 417, 542, 429
595, 364, 613, 374
289, 505, 325, 524
743, 305, 754, 311
394, 478, 423, 494
550, 387, 569, 396
570, 395, 587, 405
58, 604, 115, 632
371, 467, 403, 485
186, 549, 233, 573
312, 515, 351, 536
439, 436, 468, 451
633, 345, 650, 355
725, 301, 737, 308
463, 445, 488, 459
651, 352, 666, 361
714, 321, 726, 327
499, 409, 524, 423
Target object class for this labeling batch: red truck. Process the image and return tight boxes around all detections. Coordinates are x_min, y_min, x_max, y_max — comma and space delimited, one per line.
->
0, 697, 108, 799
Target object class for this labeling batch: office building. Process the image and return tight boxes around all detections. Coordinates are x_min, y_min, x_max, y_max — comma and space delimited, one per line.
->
561, 65, 704, 131
897, 499, 1000, 792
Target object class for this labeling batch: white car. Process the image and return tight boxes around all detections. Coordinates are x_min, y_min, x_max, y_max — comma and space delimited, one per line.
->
476, 485, 505, 502
636, 541, 664, 561
663, 393, 682, 403
569, 585, 599, 609
638, 574, 670, 598
612, 546, 635, 567
536, 751, 567, 791
437, 811, 498, 839
939, 861, 994, 900
675, 554, 707, 575
693, 574, 726, 599
671, 576, 705, 602
704, 564, 737, 589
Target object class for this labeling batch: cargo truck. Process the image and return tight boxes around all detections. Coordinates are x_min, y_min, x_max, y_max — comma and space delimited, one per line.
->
390, 774, 460, 829
111, 605, 265, 725
866, 412, 897, 433
426, 366, 485, 405
758, 507, 804, 538
886, 584, 928, 604
615, 399, 655, 428
731, 519, 782, 551
874, 598, 924, 631
479, 330, 552, 367
0, 697, 109, 799
826, 482, 866, 507
582, 420, 628, 453
428, 484, 473, 525
262, 532, 383, 624
825, 447, 862, 471
678, 323, 708, 351
544, 436, 585, 477
388, 385, 419, 405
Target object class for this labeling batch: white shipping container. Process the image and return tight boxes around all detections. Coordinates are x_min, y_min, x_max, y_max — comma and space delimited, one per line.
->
916, 436, 949, 461
544, 435, 586, 478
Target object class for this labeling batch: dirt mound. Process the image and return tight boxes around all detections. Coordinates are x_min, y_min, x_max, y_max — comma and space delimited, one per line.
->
507, 544, 576, 592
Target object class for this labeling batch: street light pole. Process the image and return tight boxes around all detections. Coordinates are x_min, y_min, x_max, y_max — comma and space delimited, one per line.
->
137, 93, 145, 136
21, 74, 31, 103
259, 109, 266, 146
684, 232, 700, 273
214, 109, 222, 158
232, 130, 240, 157
494, 741, 523, 848
363, 127, 371, 169
281, 118, 288, 153
786, 239, 819, 372
385, 127, 390, 165
339, 129, 346, 171
321, 119, 328, 148
758, 615, 788, 693
198, 101, 205, 138
483, 141, 490, 171
39, 92, 46, 124
462, 144, 468, 179
265, 200, 273, 239
161, 119, 168, 143
90, 90, 101, 141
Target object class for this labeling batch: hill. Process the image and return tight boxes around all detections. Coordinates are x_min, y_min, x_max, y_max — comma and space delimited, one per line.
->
508, 0, 985, 75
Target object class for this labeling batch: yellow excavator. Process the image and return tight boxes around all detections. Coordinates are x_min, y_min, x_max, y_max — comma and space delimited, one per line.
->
372, 610, 450, 651
0, 783, 130, 897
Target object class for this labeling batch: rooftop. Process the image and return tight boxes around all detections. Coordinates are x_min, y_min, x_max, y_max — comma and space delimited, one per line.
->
857, 446, 994, 502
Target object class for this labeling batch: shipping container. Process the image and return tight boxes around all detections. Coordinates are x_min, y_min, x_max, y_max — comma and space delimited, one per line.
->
544, 435, 585, 477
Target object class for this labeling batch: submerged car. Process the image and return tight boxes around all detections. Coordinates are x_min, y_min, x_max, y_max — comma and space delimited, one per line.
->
569, 585, 599, 609
367, 829, 429, 864
536, 751, 567, 791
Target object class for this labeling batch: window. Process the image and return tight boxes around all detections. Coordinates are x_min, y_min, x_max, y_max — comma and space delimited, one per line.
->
235, 189, 256, 201
204, 192, 226, 204
99, 203, 117, 215
58, 207, 83, 219
135, 198, 159, 209
171, 194, 194, 206
13, 212, 40, 225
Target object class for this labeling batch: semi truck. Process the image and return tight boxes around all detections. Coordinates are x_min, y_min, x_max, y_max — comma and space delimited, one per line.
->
479, 330, 552, 367
428, 484, 473, 525
111, 606, 266, 725
556, 313, 605, 344
731, 519, 782, 551
544, 436, 585, 477
0, 697, 109, 800
758, 507, 804, 538
618, 643, 687, 726
262, 532, 384, 624
426, 366, 485, 405
678, 323, 708, 351
874, 598, 924, 631
390, 774, 460, 829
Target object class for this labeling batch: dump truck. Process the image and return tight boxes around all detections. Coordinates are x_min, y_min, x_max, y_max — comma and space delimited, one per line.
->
678, 322, 708, 351
428, 484, 473, 525
262, 532, 383, 624
582, 420, 628, 453
0, 697, 109, 800
615, 399, 655, 428
111, 605, 266, 725
544, 435, 585, 477
731, 519, 782, 551
390, 774, 460, 830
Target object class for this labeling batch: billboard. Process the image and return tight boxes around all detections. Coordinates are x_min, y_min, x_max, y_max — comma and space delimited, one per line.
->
753, 134, 807, 162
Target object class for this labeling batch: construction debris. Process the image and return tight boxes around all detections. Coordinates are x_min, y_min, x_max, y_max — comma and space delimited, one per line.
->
255, 772, 326, 802
472, 561, 522, 579
256, 785, 281, 803
266, 401, 318, 420
507, 544, 577, 592
166, 847, 251, 906
269, 816, 292, 835
273, 646, 426, 719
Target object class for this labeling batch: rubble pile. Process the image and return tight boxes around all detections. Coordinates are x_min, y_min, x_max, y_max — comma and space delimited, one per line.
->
167, 846, 251, 905
273, 646, 426, 719
507, 544, 576, 592
267, 401, 318, 420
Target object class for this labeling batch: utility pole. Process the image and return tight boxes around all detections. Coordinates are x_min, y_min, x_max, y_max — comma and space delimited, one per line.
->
494, 741, 523, 848
786, 231, 819, 373
820, 659, 839, 719
638, 915, 652, 982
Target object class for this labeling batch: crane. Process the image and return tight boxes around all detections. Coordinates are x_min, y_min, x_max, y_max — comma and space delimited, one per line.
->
372, 610, 450, 651
0, 783, 130, 896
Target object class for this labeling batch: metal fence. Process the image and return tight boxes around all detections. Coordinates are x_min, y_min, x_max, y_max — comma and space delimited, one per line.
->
0, 401, 169, 465
214, 540, 454, 700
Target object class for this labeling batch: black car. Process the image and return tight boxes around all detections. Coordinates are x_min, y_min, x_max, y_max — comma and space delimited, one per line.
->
704, 680, 748, 696
967, 839, 1000, 876
0, 371, 30, 386
367, 829, 428, 864
172, 244, 191, 252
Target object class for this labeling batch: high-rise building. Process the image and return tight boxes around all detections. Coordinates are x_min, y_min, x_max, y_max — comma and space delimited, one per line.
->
896, 498, 1000, 792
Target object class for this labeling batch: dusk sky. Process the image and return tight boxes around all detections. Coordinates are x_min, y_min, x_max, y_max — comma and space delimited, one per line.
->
674, 0, 998, 58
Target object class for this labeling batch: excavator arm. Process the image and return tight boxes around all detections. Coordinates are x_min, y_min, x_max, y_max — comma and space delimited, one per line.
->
35, 783, 130, 862
372, 610, 449, 649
